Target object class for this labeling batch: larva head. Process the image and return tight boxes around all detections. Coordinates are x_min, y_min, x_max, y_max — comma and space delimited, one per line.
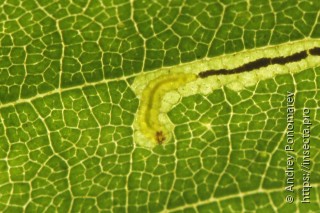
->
155, 130, 166, 145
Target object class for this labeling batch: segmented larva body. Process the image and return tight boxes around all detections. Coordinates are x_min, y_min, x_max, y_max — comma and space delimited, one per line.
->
137, 73, 197, 146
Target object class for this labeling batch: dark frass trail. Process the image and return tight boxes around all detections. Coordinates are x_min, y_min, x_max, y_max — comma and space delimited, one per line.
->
199, 47, 320, 78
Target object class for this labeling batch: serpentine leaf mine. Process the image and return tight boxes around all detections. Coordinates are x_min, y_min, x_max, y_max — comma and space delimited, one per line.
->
132, 39, 320, 148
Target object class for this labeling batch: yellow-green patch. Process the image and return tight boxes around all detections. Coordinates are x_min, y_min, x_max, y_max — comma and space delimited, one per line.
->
134, 73, 197, 147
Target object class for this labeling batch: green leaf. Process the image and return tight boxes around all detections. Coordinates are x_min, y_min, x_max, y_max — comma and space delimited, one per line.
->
0, 0, 320, 212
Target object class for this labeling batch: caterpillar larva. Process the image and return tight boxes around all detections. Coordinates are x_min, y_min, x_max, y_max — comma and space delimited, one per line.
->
136, 73, 197, 146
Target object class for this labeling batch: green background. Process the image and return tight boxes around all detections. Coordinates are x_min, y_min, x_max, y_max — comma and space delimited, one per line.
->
0, 0, 320, 212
